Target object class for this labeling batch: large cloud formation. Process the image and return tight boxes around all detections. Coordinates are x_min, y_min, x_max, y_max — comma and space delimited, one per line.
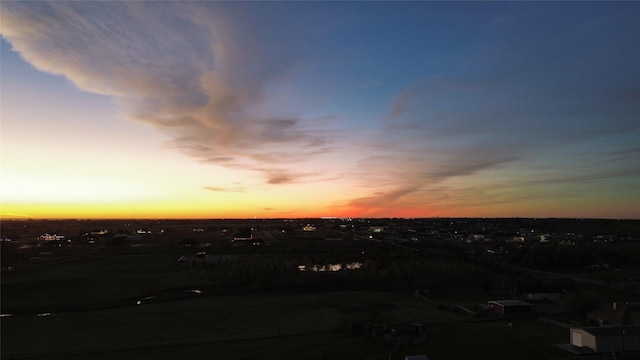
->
2, 1, 639, 217
1, 2, 336, 185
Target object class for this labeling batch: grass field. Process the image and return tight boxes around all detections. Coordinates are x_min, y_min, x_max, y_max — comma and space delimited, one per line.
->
2, 252, 573, 360
1, 254, 178, 312
2, 290, 569, 360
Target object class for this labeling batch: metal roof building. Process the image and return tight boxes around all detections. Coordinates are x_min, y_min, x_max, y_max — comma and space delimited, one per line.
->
570, 325, 640, 353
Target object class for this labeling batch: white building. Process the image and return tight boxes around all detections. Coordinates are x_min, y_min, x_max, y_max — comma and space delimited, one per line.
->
39, 233, 65, 241
570, 325, 640, 353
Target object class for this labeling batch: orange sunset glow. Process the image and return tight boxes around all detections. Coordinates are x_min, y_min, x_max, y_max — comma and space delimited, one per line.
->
1, 2, 639, 220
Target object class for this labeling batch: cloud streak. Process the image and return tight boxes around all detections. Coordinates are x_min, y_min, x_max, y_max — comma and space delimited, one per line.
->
203, 186, 245, 193
0, 2, 338, 185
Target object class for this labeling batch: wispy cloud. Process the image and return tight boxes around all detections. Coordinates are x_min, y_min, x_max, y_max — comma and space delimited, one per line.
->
203, 186, 245, 193
2, 1, 638, 217
0, 2, 339, 185
347, 4, 640, 214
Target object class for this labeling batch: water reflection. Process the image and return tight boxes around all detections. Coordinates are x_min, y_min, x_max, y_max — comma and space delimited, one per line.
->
298, 262, 362, 272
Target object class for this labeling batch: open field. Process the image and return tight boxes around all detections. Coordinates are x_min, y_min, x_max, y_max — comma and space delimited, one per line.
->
4, 218, 636, 359
2, 291, 568, 360
1, 254, 179, 312
1, 251, 567, 359
2, 291, 453, 358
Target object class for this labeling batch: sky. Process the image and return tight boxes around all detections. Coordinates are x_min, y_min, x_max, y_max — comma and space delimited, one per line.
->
1, 1, 639, 220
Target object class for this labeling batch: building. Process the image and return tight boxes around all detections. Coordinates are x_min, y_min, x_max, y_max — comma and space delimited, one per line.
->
302, 224, 317, 231
38, 233, 65, 241
233, 227, 253, 241
570, 325, 640, 353
488, 300, 531, 315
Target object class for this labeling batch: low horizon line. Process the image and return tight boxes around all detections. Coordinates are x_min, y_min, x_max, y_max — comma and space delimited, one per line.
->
2, 216, 638, 221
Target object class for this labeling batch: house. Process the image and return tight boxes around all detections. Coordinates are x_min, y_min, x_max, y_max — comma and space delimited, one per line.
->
488, 300, 531, 315
570, 325, 640, 353
38, 233, 65, 241
302, 224, 317, 232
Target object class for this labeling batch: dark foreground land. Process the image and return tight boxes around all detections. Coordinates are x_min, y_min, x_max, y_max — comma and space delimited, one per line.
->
1, 218, 639, 359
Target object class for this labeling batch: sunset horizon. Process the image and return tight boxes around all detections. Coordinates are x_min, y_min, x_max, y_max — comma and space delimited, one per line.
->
2, 2, 639, 221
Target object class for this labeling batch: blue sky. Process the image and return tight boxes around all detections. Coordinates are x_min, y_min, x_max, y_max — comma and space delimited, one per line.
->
1, 1, 639, 219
